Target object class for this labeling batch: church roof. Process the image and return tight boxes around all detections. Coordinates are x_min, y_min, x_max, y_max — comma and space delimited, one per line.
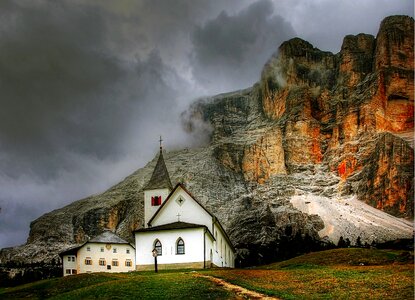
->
144, 150, 173, 190
134, 221, 214, 240
135, 221, 207, 232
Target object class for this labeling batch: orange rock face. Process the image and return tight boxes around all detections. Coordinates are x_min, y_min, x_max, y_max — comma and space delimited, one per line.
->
339, 34, 375, 87
373, 15, 414, 132
284, 120, 323, 166
242, 128, 286, 183
357, 133, 413, 217
255, 15, 413, 217
262, 87, 287, 120
203, 16, 413, 216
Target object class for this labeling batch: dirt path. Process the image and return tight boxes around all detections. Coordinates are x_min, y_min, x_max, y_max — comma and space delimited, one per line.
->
194, 273, 280, 300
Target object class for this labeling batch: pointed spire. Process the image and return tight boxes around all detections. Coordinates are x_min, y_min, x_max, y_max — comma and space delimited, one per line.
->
144, 138, 173, 190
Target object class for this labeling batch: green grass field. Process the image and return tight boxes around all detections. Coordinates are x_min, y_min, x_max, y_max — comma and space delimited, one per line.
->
1, 248, 413, 300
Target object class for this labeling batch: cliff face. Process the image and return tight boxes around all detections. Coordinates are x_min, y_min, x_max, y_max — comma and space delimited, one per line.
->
1, 16, 413, 266
255, 15, 414, 216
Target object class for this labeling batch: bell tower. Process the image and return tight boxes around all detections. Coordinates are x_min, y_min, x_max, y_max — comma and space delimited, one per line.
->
143, 137, 172, 227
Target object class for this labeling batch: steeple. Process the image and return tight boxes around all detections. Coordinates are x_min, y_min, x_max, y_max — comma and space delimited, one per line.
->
143, 137, 173, 227
144, 136, 173, 191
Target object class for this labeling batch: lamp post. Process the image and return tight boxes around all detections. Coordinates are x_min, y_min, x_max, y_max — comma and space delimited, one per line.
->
152, 248, 158, 273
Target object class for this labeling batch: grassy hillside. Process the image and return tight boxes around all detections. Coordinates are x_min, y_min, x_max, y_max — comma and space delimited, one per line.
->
208, 248, 414, 300
0, 248, 413, 300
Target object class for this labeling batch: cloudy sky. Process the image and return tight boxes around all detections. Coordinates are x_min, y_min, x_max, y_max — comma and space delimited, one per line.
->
0, 0, 413, 248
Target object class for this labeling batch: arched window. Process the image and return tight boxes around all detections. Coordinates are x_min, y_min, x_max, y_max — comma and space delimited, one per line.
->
176, 238, 185, 255
154, 239, 162, 256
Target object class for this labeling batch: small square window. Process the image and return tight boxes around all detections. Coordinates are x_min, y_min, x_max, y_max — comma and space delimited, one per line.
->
113, 248, 117, 253
87, 246, 91, 252
107, 265, 111, 270
126, 249, 130, 254
65, 269, 71, 274
72, 269, 77, 275
67, 257, 71, 262
71, 257, 75, 262
151, 196, 162, 206
101, 247, 104, 252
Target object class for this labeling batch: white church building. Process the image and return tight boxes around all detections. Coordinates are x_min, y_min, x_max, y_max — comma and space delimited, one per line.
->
60, 145, 235, 275
134, 148, 235, 270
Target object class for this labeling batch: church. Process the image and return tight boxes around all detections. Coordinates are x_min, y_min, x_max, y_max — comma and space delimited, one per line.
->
60, 143, 235, 275
134, 146, 235, 270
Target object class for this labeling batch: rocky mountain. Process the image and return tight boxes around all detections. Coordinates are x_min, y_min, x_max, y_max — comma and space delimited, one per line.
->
1, 16, 413, 268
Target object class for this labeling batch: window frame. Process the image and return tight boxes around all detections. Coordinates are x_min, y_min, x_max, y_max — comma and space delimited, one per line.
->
176, 238, 185, 255
154, 239, 162, 256
85, 257, 92, 265
112, 259, 119, 267
99, 258, 106, 266
151, 196, 162, 206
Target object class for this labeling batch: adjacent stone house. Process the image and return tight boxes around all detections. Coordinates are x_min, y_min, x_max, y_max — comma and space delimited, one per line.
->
60, 231, 135, 276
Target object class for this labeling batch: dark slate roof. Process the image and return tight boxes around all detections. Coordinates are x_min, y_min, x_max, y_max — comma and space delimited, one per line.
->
59, 231, 132, 257
89, 231, 130, 244
59, 244, 83, 257
144, 150, 173, 190
134, 221, 206, 233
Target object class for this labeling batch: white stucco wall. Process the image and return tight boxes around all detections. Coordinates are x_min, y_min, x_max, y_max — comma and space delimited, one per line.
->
135, 228, 208, 267
144, 188, 170, 227
142, 185, 235, 269
212, 224, 235, 268
150, 188, 212, 230
75, 242, 135, 274
62, 255, 77, 276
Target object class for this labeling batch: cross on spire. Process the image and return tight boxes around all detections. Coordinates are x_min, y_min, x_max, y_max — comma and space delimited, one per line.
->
159, 136, 163, 151
176, 213, 181, 222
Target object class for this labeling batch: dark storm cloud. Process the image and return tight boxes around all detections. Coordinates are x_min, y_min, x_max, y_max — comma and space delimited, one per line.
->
0, 1, 185, 180
0, 1, 123, 176
0, 0, 190, 247
191, 0, 295, 93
